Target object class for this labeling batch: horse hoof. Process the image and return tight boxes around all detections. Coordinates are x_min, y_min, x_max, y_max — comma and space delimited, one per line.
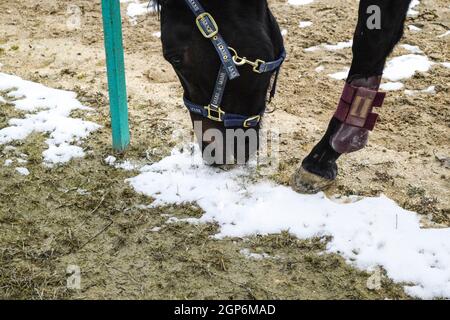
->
290, 167, 336, 194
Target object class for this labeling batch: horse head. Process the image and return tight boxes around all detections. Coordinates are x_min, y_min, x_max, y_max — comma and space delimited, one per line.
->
157, 0, 285, 165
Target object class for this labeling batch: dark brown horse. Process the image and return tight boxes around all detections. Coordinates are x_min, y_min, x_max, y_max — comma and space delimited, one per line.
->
156, 0, 412, 193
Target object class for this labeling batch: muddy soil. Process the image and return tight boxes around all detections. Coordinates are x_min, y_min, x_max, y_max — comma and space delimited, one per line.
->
0, 0, 448, 299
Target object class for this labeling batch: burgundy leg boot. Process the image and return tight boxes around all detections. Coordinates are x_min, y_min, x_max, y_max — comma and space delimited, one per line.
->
330, 76, 385, 154
291, 75, 386, 194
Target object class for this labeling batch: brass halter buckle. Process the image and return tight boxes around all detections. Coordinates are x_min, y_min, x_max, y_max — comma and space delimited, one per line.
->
252, 59, 265, 74
205, 104, 225, 122
243, 115, 261, 128
196, 13, 219, 39
228, 47, 266, 74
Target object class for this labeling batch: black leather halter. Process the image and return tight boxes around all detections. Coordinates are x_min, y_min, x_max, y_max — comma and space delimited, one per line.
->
183, 0, 286, 128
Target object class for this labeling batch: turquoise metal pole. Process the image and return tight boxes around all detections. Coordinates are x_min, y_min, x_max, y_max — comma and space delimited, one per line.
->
101, 0, 130, 151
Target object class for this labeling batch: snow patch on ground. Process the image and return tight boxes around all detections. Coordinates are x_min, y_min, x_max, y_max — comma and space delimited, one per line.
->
327, 52, 434, 96
437, 30, 450, 38
15, 167, 30, 176
115, 160, 140, 171
380, 82, 404, 91
383, 54, 433, 81
104, 155, 140, 171
0, 73, 101, 166
288, 0, 315, 5
240, 249, 271, 260
328, 68, 349, 80
408, 25, 422, 32
299, 21, 313, 28
408, 0, 420, 16
305, 40, 352, 52
315, 65, 325, 73
121, 0, 155, 24
400, 44, 423, 54
127, 145, 450, 299
405, 86, 436, 96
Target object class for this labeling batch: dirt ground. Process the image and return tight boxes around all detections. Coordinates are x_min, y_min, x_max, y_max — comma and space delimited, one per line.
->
0, 0, 448, 299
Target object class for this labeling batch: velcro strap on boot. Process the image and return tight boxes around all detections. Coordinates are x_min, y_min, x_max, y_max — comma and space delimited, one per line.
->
334, 83, 386, 131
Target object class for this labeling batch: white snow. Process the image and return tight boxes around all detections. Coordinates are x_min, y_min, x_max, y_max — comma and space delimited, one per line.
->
323, 40, 353, 51
305, 40, 352, 52
288, 0, 315, 5
405, 86, 436, 96
400, 44, 423, 54
115, 160, 139, 171
442, 62, 450, 69
383, 54, 433, 82
3, 146, 16, 152
408, 0, 420, 16
103, 156, 142, 171
121, 0, 155, 24
315, 65, 325, 73
104, 155, 139, 171
15, 167, 30, 176
240, 249, 271, 260
380, 82, 404, 91
127, 145, 450, 299
328, 68, 349, 80
104, 155, 117, 166
304, 46, 320, 53
299, 21, 313, 28
4, 159, 13, 166
437, 31, 450, 38
0, 73, 101, 166
328, 54, 435, 97
408, 25, 422, 32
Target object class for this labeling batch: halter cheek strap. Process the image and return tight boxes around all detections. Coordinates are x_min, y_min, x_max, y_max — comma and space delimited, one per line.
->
184, 0, 239, 80
182, 0, 286, 128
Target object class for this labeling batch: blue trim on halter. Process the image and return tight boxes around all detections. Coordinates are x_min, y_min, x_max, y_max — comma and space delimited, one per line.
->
258, 50, 287, 74
184, 97, 265, 128
183, 0, 286, 128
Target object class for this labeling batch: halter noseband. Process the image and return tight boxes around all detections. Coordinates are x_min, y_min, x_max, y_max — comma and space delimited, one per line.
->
183, 0, 286, 128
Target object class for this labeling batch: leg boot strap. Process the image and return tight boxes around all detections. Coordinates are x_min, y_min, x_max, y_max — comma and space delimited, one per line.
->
334, 82, 386, 131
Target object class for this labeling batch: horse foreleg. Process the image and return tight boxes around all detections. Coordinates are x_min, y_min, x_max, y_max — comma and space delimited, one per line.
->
292, 0, 412, 194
